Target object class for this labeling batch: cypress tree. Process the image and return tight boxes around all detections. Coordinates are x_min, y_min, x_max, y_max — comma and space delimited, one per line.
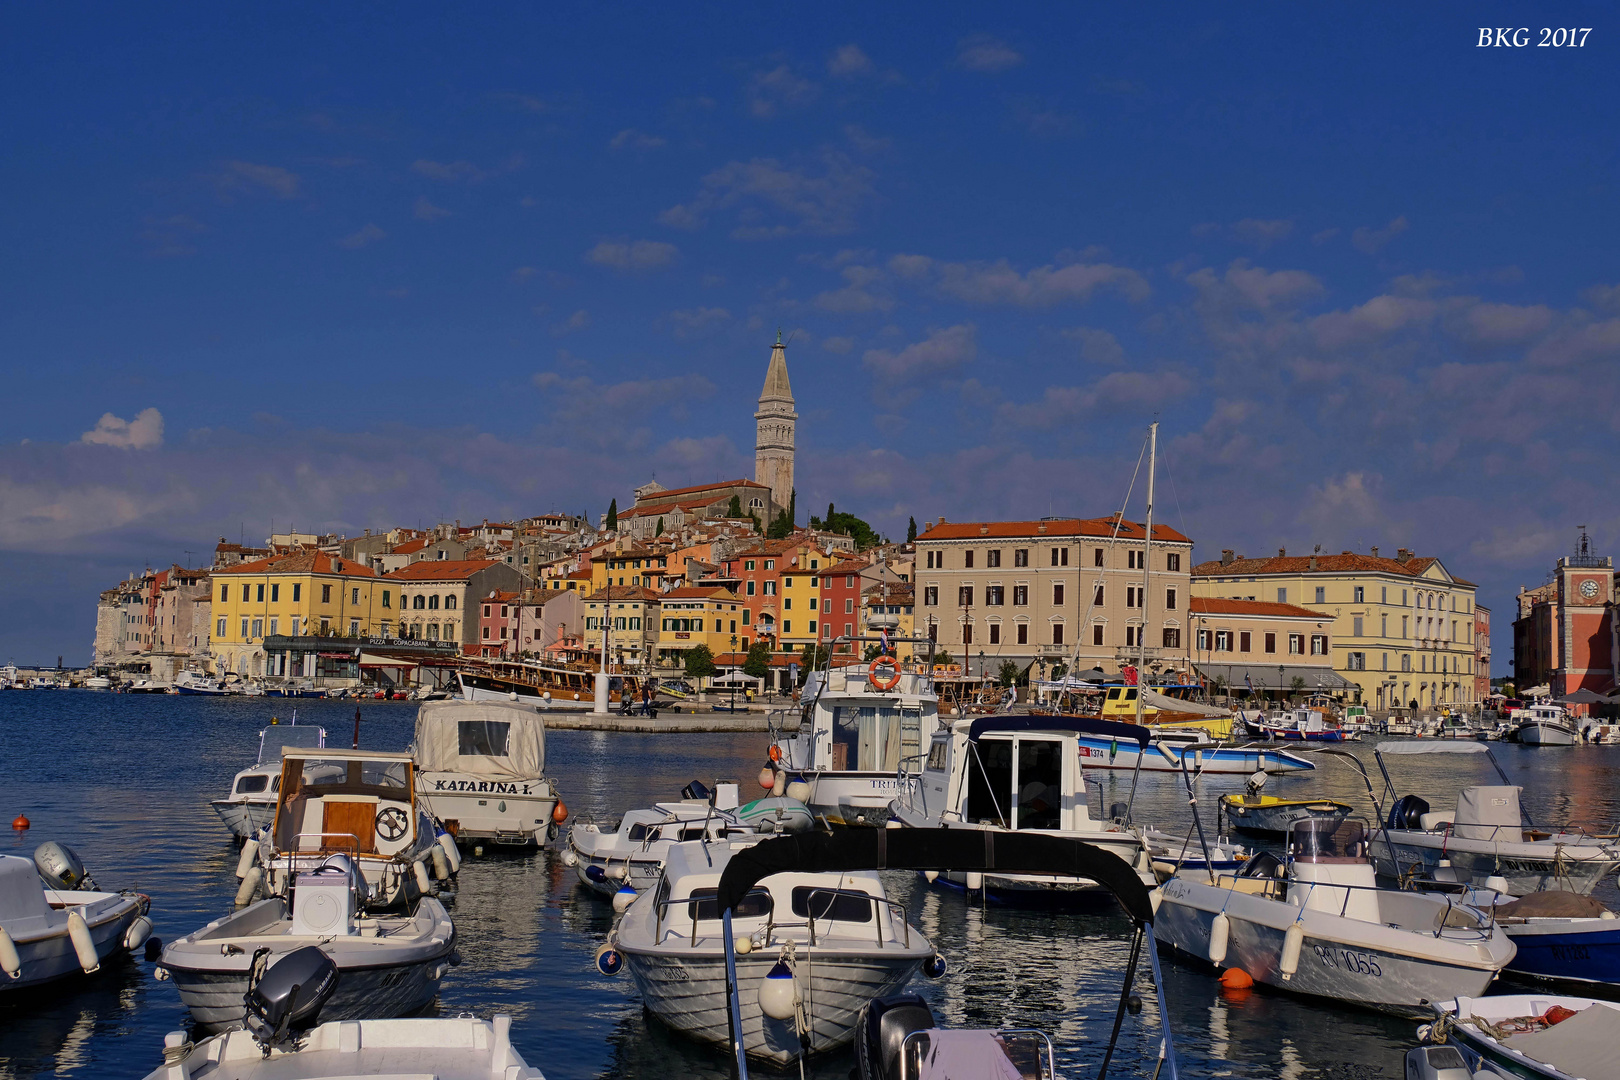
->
907, 516, 918, 543
606, 498, 618, 530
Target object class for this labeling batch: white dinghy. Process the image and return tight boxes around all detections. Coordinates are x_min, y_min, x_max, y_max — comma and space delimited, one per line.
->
143, 948, 542, 1080
413, 700, 561, 848
211, 721, 329, 842
1367, 741, 1619, 895
602, 835, 935, 1066
159, 855, 455, 1028
1155, 818, 1514, 1016
0, 843, 154, 992
1413, 994, 1620, 1080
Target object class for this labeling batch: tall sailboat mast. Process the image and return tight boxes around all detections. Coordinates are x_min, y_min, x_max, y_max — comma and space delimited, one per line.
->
1133, 422, 1157, 727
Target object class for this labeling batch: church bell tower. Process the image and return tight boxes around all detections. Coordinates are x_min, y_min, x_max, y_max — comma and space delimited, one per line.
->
754, 333, 797, 518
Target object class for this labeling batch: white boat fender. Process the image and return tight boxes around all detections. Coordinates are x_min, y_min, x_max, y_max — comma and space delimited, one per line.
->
0, 926, 20, 978
436, 832, 461, 874
594, 943, 623, 976
1208, 913, 1230, 967
124, 915, 154, 952
560, 849, 578, 867
964, 872, 984, 892
430, 846, 451, 882
758, 960, 797, 1020
734, 935, 752, 955
612, 885, 637, 913
234, 865, 264, 908
923, 871, 939, 884
606, 864, 628, 882
771, 769, 786, 798
235, 842, 259, 881
67, 910, 100, 973
786, 780, 811, 803
1279, 923, 1304, 980
413, 859, 432, 894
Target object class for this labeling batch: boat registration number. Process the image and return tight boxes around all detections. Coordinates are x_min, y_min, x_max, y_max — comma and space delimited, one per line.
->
1313, 945, 1382, 977
649, 959, 690, 981
432, 780, 535, 795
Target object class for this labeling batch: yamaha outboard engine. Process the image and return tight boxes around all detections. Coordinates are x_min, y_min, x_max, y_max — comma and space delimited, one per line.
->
855, 994, 938, 1080
681, 780, 712, 803
34, 842, 97, 891
244, 946, 340, 1050
1386, 794, 1430, 831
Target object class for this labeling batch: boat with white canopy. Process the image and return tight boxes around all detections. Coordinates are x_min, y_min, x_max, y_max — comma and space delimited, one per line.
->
1367, 741, 1620, 895
211, 720, 329, 842
412, 700, 561, 847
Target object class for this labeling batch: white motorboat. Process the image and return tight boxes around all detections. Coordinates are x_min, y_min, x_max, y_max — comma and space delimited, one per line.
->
211, 721, 330, 841
0, 843, 154, 991
411, 700, 561, 847
246, 747, 459, 911
888, 716, 1155, 899
127, 678, 168, 693
769, 659, 944, 826
604, 836, 934, 1065
1513, 705, 1578, 746
144, 949, 541, 1080
159, 855, 454, 1028
84, 675, 112, 690
175, 673, 233, 696
1415, 994, 1620, 1080
1155, 818, 1515, 1015
1368, 741, 1620, 895
566, 781, 812, 899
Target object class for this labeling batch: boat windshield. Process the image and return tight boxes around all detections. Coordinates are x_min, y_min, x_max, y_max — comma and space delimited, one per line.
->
281, 757, 413, 801
1290, 819, 1366, 863
684, 886, 772, 921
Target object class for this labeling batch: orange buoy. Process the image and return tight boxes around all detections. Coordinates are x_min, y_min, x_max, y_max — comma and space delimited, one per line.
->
1218, 967, 1253, 989
551, 801, 568, 824
12, 814, 29, 830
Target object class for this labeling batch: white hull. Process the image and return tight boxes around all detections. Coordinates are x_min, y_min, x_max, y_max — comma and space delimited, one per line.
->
210, 798, 276, 841
1075, 738, 1315, 774
0, 893, 145, 992
1518, 722, 1577, 746
167, 951, 449, 1028
1368, 831, 1619, 896
791, 772, 914, 826
416, 773, 557, 845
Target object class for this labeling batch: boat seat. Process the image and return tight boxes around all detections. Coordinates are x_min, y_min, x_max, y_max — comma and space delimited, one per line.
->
1419, 813, 1453, 831
1215, 875, 1280, 897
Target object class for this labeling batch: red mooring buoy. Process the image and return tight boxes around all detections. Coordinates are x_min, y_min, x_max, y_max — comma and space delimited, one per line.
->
12, 814, 30, 830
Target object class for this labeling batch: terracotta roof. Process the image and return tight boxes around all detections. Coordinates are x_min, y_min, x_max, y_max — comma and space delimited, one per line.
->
481, 591, 522, 604
383, 559, 500, 581
635, 478, 768, 500
390, 538, 430, 555
919, 517, 1191, 543
864, 582, 915, 602
214, 552, 377, 577
1189, 597, 1329, 620
582, 586, 662, 602
1190, 552, 1470, 585
660, 586, 737, 600
565, 569, 594, 580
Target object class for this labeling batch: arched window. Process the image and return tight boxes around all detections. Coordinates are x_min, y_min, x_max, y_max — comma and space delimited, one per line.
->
445, 595, 457, 610
428, 595, 440, 611
413, 595, 425, 610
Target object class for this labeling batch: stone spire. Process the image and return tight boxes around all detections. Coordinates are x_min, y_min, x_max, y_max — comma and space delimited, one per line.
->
754, 332, 797, 518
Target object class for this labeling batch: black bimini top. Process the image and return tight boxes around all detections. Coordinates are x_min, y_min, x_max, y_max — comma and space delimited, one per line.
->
715, 830, 1154, 926
967, 713, 1151, 747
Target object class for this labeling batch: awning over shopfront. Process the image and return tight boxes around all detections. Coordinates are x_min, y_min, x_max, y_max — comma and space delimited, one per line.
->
1193, 663, 1356, 691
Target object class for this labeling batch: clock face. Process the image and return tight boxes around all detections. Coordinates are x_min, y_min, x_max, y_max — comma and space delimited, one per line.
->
1579, 579, 1600, 599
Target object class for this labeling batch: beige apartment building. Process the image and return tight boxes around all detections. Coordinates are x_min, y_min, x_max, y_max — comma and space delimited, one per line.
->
913, 516, 1194, 680
1187, 597, 1352, 697
1191, 547, 1480, 710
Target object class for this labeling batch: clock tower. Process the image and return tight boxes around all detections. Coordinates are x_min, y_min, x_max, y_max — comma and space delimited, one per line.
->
1554, 527, 1617, 697
754, 333, 797, 519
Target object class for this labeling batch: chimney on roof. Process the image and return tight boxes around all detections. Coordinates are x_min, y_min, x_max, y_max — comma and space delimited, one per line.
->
1309, 556, 1318, 571
938, 517, 946, 527
1278, 548, 1286, 557
1370, 546, 1378, 558
1397, 548, 1412, 561
1037, 522, 1047, 534
1221, 549, 1234, 566
979, 525, 989, 535
1341, 550, 1351, 556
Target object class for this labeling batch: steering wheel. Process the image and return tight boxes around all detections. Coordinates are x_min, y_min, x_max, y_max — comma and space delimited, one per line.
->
375, 806, 409, 842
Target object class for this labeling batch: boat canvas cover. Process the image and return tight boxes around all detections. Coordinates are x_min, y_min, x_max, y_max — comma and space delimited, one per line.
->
414, 701, 544, 778
1499, 1006, 1619, 1080
1374, 741, 1489, 755
1141, 687, 1228, 717
1453, 785, 1521, 840
1496, 891, 1610, 918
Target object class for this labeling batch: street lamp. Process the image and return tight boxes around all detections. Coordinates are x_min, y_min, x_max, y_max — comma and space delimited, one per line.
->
730, 633, 739, 711
1278, 664, 1286, 707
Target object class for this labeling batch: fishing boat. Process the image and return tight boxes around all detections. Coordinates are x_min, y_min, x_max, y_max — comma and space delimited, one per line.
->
1513, 705, 1578, 746
1340, 704, 1374, 737
888, 716, 1155, 899
769, 655, 943, 827
1154, 818, 1514, 1016
456, 658, 640, 709
1096, 684, 1236, 739
602, 835, 934, 1066
1367, 741, 1620, 895
245, 747, 459, 911
0, 843, 154, 992
1218, 772, 1352, 837
158, 855, 455, 1028
1489, 891, 1620, 987
411, 701, 562, 847
126, 678, 168, 693
1414, 995, 1620, 1080
565, 781, 812, 900
211, 721, 330, 841
143, 949, 541, 1080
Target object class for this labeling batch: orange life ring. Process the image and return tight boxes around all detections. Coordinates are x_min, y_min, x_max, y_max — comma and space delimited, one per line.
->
869, 657, 901, 691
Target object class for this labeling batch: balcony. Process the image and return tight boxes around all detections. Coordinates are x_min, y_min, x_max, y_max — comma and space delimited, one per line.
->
1115, 646, 1162, 661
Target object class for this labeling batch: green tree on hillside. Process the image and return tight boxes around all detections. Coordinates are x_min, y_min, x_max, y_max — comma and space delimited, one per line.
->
606, 498, 618, 530
907, 517, 917, 543
727, 494, 743, 518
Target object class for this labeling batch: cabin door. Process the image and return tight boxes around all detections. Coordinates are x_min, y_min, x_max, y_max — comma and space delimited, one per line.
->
1012, 737, 1063, 831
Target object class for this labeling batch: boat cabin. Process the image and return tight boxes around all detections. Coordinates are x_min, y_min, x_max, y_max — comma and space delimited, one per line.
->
912, 719, 1104, 831
795, 666, 939, 773
272, 749, 419, 859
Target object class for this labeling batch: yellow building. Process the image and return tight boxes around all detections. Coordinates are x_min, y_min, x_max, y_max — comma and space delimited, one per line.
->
210, 551, 387, 677
590, 544, 666, 591
656, 586, 746, 665
582, 586, 660, 669
1191, 547, 1480, 710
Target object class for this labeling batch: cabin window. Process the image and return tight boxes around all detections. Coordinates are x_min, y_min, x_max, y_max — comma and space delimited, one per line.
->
791, 886, 873, 923
235, 774, 269, 795
627, 823, 654, 842
685, 886, 773, 921
1016, 738, 1063, 830
925, 736, 951, 772
458, 720, 510, 757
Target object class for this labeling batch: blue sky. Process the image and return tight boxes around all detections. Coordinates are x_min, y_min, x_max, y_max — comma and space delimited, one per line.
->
3, 4, 1616, 663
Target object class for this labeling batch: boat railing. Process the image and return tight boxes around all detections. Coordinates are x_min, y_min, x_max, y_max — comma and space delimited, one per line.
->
1272, 872, 1499, 937
280, 831, 361, 863
652, 888, 911, 950
1427, 820, 1611, 846
798, 886, 912, 950
899, 1029, 1054, 1080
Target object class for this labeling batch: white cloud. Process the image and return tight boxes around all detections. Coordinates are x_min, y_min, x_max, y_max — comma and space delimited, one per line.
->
896, 254, 1150, 306
1063, 327, 1126, 365
863, 324, 977, 382
1231, 218, 1294, 249
669, 307, 731, 336
1351, 215, 1409, 254
661, 151, 875, 239
1189, 259, 1323, 312
996, 370, 1192, 428
957, 35, 1023, 73
1447, 302, 1554, 346
413, 196, 452, 221
550, 309, 590, 336
215, 161, 300, 200
827, 44, 874, 78
747, 65, 819, 118
338, 223, 387, 249
610, 128, 666, 150
815, 266, 892, 313
80, 408, 164, 450
1580, 283, 1620, 314
584, 239, 679, 272
1310, 294, 1437, 350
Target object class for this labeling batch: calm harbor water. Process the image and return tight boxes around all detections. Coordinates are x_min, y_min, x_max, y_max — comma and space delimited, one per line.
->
1, 691, 1617, 1080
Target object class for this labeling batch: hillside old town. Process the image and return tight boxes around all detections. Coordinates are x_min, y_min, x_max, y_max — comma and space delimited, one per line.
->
83, 335, 1618, 715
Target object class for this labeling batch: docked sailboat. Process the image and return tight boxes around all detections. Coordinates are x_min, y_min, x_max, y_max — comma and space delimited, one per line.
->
211, 720, 330, 842
1367, 741, 1620, 895
1155, 818, 1515, 1015
888, 716, 1155, 899
159, 855, 455, 1028
603, 835, 934, 1065
0, 843, 154, 992
412, 700, 562, 847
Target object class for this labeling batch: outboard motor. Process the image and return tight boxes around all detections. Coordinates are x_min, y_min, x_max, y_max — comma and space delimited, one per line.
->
1245, 770, 1267, 797
1404, 1045, 1473, 1080
1386, 794, 1430, 831
244, 946, 340, 1050
854, 994, 938, 1080
681, 781, 712, 803
34, 842, 97, 891
1236, 851, 1284, 879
